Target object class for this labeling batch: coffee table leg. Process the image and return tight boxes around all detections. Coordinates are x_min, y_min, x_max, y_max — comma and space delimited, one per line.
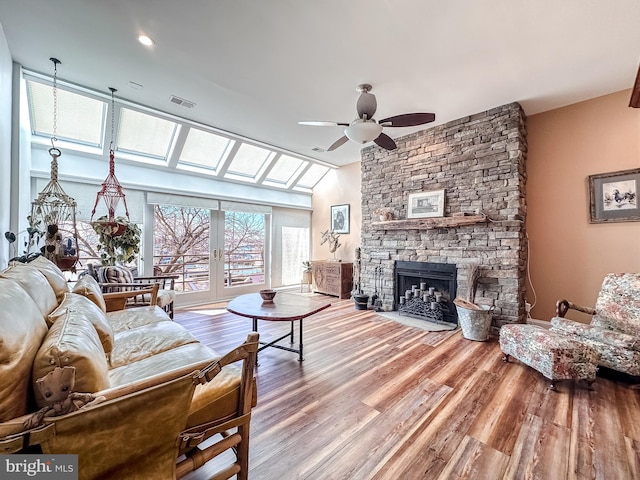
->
253, 317, 259, 366
289, 321, 295, 343
298, 319, 304, 362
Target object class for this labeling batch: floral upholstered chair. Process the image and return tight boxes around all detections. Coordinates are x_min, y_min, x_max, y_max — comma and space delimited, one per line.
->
550, 273, 640, 378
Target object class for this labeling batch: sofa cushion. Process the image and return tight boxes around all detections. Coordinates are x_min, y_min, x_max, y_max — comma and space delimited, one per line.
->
110, 321, 199, 369
24, 255, 70, 303
0, 264, 58, 318
72, 274, 107, 312
0, 279, 49, 422
99, 265, 134, 284
106, 305, 169, 333
108, 343, 218, 388
33, 303, 110, 408
49, 293, 114, 355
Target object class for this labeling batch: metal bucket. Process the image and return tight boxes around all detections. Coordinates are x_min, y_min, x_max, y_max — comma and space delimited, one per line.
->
457, 304, 494, 341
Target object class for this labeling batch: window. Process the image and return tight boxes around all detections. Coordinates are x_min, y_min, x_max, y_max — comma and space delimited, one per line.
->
25, 73, 334, 191
153, 205, 210, 292
281, 226, 310, 286
178, 128, 234, 172
116, 108, 178, 159
26, 80, 106, 147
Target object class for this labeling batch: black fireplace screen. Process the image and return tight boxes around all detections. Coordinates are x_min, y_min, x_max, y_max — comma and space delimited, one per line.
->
394, 261, 457, 323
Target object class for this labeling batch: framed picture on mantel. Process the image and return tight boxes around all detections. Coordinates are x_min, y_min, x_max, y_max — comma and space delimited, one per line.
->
589, 168, 640, 223
407, 189, 445, 219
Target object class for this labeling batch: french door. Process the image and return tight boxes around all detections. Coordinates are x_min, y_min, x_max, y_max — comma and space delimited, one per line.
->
152, 204, 269, 304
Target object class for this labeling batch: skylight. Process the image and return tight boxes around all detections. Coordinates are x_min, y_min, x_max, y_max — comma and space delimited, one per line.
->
26, 80, 106, 147
295, 164, 330, 189
24, 74, 334, 192
226, 143, 274, 179
264, 155, 306, 186
178, 127, 233, 172
116, 107, 178, 159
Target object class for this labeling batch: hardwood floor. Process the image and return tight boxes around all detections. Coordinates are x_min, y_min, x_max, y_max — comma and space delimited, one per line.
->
176, 296, 640, 480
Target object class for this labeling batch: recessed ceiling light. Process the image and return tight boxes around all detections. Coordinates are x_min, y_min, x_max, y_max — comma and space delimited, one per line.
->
138, 34, 154, 46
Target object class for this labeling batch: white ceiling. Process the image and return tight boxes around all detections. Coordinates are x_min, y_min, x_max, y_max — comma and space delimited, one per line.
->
1, 0, 639, 167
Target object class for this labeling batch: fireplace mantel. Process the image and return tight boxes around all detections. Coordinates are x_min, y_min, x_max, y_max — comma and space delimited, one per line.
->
371, 214, 487, 230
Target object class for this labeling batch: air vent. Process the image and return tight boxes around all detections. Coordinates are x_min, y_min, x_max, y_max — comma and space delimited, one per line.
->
169, 95, 196, 109
312, 147, 326, 153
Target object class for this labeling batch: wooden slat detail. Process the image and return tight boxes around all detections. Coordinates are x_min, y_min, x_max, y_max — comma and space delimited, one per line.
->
176, 297, 640, 480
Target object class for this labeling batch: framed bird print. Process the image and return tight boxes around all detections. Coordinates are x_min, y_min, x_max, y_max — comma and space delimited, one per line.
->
589, 168, 640, 223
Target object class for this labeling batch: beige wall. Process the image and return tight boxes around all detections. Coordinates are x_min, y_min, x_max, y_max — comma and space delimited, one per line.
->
311, 162, 361, 262
527, 89, 640, 321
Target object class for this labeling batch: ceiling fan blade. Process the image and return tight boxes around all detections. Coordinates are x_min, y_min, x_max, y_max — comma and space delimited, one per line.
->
299, 121, 350, 127
378, 113, 436, 127
374, 133, 397, 151
327, 135, 349, 151
630, 63, 640, 108
356, 92, 377, 119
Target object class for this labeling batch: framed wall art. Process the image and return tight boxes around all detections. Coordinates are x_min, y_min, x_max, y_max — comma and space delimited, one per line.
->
589, 168, 640, 223
407, 189, 445, 219
331, 204, 350, 233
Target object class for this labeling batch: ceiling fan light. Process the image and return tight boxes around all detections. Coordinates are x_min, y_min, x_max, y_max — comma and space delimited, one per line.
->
344, 121, 383, 144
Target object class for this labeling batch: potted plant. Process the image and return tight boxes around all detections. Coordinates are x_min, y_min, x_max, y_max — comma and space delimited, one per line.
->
373, 207, 394, 221
92, 215, 141, 266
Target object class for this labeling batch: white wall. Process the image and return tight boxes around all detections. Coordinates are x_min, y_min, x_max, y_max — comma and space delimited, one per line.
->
0, 22, 12, 268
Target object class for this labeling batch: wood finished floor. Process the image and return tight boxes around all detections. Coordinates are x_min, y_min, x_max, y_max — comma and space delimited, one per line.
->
176, 296, 640, 480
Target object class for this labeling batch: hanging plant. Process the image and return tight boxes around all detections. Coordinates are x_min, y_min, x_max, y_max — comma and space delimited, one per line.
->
91, 215, 141, 266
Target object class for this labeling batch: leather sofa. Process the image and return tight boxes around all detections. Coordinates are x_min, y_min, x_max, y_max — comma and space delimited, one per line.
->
0, 256, 258, 479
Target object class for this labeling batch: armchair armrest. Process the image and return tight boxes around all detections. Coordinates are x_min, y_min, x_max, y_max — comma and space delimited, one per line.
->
134, 274, 179, 290
102, 283, 159, 312
556, 299, 596, 317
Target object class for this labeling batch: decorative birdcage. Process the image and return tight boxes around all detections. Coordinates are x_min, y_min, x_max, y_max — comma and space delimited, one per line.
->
29, 58, 80, 271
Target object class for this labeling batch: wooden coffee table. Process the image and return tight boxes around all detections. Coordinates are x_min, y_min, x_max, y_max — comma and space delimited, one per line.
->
227, 292, 331, 362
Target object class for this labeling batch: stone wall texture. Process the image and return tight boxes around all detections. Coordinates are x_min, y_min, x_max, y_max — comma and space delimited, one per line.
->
359, 102, 528, 328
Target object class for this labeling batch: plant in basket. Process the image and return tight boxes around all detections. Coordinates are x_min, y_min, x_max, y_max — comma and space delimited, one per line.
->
92, 215, 141, 266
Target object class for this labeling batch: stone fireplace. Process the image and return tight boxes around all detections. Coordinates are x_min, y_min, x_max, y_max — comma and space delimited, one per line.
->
359, 102, 528, 329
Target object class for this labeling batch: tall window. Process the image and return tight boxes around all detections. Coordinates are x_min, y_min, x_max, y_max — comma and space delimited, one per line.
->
281, 227, 310, 286
153, 205, 210, 292
224, 211, 265, 287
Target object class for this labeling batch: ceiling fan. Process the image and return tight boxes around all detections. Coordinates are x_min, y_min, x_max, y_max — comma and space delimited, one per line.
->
299, 84, 436, 151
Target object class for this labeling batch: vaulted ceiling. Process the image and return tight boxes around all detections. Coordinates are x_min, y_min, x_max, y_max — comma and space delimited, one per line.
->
1, 0, 639, 167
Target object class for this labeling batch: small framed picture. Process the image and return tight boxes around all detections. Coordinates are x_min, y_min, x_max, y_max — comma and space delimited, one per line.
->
407, 189, 445, 218
331, 204, 350, 233
589, 168, 640, 223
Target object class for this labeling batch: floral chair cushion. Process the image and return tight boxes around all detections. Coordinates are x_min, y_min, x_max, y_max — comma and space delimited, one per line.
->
592, 273, 640, 337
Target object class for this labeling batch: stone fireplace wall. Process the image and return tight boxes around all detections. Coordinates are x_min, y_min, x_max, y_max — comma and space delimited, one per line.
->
359, 102, 528, 327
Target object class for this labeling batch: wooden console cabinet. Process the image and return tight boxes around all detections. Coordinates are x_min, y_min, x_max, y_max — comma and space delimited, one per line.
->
311, 261, 353, 299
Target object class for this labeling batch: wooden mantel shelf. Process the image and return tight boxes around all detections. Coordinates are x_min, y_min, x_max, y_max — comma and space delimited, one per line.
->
371, 214, 487, 230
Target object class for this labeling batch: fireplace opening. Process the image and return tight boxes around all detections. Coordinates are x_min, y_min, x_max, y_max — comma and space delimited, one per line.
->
394, 261, 457, 323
